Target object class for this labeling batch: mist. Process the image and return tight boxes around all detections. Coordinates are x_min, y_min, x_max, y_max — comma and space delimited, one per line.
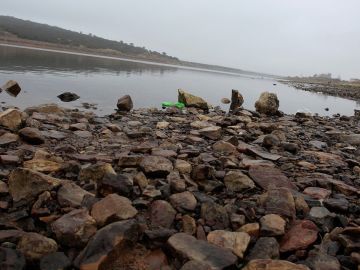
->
2, 0, 360, 79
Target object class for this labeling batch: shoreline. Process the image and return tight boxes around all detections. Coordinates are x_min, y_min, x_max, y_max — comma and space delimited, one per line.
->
0, 98, 359, 269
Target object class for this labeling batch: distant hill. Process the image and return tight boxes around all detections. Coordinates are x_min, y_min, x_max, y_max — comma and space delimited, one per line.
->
0, 15, 179, 63
0, 15, 275, 77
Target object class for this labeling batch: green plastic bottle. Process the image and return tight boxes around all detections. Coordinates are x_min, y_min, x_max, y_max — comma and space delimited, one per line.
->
161, 102, 185, 109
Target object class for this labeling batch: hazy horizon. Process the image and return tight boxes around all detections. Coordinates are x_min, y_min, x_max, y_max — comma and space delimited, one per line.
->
1, 0, 360, 79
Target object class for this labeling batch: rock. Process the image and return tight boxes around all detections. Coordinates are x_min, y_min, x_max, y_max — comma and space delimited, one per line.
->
181, 215, 196, 235
282, 142, 300, 154
260, 214, 286, 236
262, 134, 280, 148
339, 134, 360, 146
201, 201, 229, 229
198, 126, 222, 140
117, 95, 133, 112
181, 260, 211, 270
249, 166, 295, 190
0, 247, 26, 270
140, 156, 173, 177
57, 92, 80, 102
0, 155, 20, 165
212, 140, 237, 154
280, 220, 318, 252
91, 194, 138, 227
175, 159, 192, 174
247, 237, 279, 260
19, 127, 45, 145
23, 159, 61, 173
221, 98, 230, 104
260, 188, 296, 218
118, 155, 143, 168
243, 259, 310, 270
308, 207, 334, 232
224, 171, 255, 192
178, 89, 208, 110
74, 220, 140, 270
167, 233, 237, 269
207, 230, 250, 258
0, 132, 19, 146
303, 187, 331, 200
57, 182, 94, 208
305, 249, 341, 270
78, 163, 116, 183
191, 165, 215, 181
150, 200, 176, 228
39, 252, 71, 270
337, 227, 360, 253
246, 147, 282, 161
17, 233, 58, 261
254, 92, 279, 115
239, 223, 260, 237
98, 173, 133, 197
9, 168, 61, 202
2, 80, 21, 97
324, 197, 349, 212
230, 89, 244, 111
156, 121, 170, 129
0, 109, 22, 131
51, 209, 97, 247
169, 191, 197, 212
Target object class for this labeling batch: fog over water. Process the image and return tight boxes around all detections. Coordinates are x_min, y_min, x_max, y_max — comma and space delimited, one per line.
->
1, 0, 360, 79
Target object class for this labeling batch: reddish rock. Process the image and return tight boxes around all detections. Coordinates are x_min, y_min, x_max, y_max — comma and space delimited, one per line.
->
261, 188, 296, 218
249, 166, 296, 190
303, 187, 331, 200
150, 200, 176, 228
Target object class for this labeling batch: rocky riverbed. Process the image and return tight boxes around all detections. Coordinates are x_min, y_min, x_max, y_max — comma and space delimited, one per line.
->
0, 90, 359, 270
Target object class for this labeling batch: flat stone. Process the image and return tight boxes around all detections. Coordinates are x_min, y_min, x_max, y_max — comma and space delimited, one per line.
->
178, 89, 209, 110
91, 194, 138, 227
57, 182, 94, 207
17, 232, 58, 261
213, 140, 237, 154
140, 156, 173, 177
303, 187, 331, 200
198, 126, 222, 140
150, 200, 176, 228
9, 168, 61, 202
156, 121, 170, 129
74, 220, 140, 270
23, 159, 62, 173
207, 230, 250, 258
224, 170, 255, 192
74, 130, 92, 138
247, 147, 282, 161
260, 214, 286, 236
0, 109, 22, 131
261, 188, 296, 218
243, 259, 310, 270
201, 201, 229, 230
19, 127, 45, 145
169, 191, 197, 212
0, 132, 19, 146
280, 220, 318, 252
247, 237, 279, 260
78, 163, 116, 183
51, 209, 97, 247
175, 159, 192, 174
249, 166, 296, 190
167, 233, 237, 270
0, 155, 20, 165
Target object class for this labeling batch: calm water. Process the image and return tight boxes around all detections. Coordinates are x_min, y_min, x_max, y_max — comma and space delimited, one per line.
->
0, 44, 359, 116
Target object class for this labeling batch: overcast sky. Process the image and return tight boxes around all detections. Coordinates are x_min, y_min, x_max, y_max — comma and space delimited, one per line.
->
1, 0, 360, 79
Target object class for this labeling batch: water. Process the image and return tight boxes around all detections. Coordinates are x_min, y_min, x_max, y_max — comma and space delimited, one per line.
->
0, 44, 359, 116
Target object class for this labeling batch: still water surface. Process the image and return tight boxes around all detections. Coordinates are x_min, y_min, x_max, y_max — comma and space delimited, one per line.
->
0, 44, 359, 116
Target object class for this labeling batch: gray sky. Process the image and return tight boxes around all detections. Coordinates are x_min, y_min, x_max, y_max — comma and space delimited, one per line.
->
2, 0, 360, 79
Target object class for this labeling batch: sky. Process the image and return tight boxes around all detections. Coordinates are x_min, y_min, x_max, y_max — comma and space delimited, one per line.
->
1, 0, 360, 79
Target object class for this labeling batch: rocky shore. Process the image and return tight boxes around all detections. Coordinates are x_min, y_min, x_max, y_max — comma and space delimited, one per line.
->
0, 89, 359, 270
282, 80, 360, 103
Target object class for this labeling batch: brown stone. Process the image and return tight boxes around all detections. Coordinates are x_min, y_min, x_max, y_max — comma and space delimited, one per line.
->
117, 95, 133, 112
17, 233, 58, 261
0, 132, 19, 146
249, 166, 296, 190
57, 182, 94, 207
224, 170, 255, 192
0, 109, 22, 131
261, 188, 296, 218
169, 191, 197, 212
150, 200, 176, 228
260, 214, 286, 236
243, 259, 310, 270
140, 156, 173, 177
19, 127, 45, 145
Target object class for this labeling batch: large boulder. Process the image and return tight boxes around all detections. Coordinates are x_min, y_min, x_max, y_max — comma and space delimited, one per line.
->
230, 89, 244, 111
117, 95, 133, 112
2, 80, 21, 97
0, 109, 23, 131
178, 89, 209, 110
57, 92, 80, 102
255, 92, 279, 115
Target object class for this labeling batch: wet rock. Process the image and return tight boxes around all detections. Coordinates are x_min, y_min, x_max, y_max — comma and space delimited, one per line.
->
19, 127, 45, 145
9, 168, 61, 202
167, 233, 237, 269
230, 89, 244, 111
150, 200, 176, 228
247, 237, 279, 260
118, 155, 144, 168
0, 109, 22, 131
17, 233, 58, 261
213, 140, 237, 154
140, 156, 173, 177
255, 92, 279, 115
0, 132, 19, 146
280, 220, 318, 252
224, 170, 255, 192
201, 201, 229, 229
51, 209, 97, 247
117, 95, 133, 112
207, 230, 250, 258
57, 92, 80, 102
178, 89, 209, 110
2, 80, 21, 97
260, 188, 296, 218
169, 191, 197, 212
249, 166, 296, 190
0, 247, 26, 270
260, 214, 286, 236
243, 259, 310, 270
91, 194, 137, 227
198, 126, 222, 140
57, 182, 94, 208
39, 252, 71, 270
74, 219, 140, 270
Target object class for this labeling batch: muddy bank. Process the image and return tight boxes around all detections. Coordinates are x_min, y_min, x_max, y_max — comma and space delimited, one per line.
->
282, 80, 360, 103
0, 93, 359, 269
